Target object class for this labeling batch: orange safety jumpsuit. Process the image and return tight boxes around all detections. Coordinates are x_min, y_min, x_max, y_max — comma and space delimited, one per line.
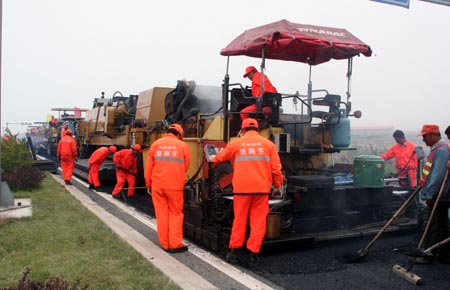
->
112, 149, 138, 197
241, 72, 278, 120
213, 130, 283, 254
57, 135, 77, 183
61, 128, 68, 137
145, 133, 191, 251
380, 140, 418, 188
88, 147, 110, 187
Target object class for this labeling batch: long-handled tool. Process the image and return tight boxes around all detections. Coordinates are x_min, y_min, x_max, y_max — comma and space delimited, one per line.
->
343, 186, 421, 263
403, 236, 450, 258
393, 169, 449, 285
392, 237, 450, 285
120, 186, 148, 202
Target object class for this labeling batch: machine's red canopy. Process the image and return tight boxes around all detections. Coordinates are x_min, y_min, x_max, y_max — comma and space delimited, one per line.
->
220, 19, 372, 65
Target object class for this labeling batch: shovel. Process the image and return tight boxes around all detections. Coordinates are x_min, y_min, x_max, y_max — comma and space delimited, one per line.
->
392, 169, 449, 285
402, 236, 450, 258
392, 236, 450, 286
343, 186, 421, 263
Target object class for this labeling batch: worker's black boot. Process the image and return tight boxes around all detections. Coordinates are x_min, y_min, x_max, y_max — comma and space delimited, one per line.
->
88, 184, 95, 189
226, 249, 239, 265
248, 252, 260, 267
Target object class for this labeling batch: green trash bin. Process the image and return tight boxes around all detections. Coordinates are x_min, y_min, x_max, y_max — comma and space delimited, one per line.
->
354, 155, 385, 188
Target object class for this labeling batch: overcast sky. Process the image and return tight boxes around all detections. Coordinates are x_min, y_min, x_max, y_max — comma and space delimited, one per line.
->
1, 0, 449, 135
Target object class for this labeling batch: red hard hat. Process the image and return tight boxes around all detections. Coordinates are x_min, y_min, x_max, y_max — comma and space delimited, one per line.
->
66, 129, 73, 135
243, 66, 257, 78
109, 146, 117, 153
241, 118, 259, 129
417, 124, 440, 136
131, 144, 142, 152
169, 124, 184, 140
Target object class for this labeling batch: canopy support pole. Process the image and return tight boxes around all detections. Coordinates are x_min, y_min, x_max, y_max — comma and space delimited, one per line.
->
307, 65, 312, 107
259, 48, 266, 97
346, 58, 353, 103
222, 57, 230, 142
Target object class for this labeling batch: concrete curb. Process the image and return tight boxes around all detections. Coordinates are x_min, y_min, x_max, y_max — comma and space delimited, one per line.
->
52, 175, 218, 290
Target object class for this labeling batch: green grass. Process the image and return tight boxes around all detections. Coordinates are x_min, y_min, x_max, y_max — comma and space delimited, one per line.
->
0, 175, 181, 290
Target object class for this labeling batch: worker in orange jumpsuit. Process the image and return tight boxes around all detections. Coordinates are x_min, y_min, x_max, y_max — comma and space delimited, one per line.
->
57, 130, 78, 185
241, 66, 278, 120
112, 144, 141, 198
145, 124, 191, 253
207, 118, 283, 266
446, 125, 450, 171
380, 130, 418, 189
88, 145, 117, 190
61, 124, 69, 137
49, 115, 57, 128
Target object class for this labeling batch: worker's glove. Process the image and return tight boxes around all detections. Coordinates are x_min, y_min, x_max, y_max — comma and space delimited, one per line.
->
271, 188, 282, 199
206, 155, 216, 163
447, 161, 450, 170
147, 187, 151, 196
75, 157, 79, 162
426, 199, 434, 206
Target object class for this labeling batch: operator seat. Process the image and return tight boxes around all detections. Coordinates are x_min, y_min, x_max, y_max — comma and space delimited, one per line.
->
230, 88, 282, 124
311, 94, 341, 124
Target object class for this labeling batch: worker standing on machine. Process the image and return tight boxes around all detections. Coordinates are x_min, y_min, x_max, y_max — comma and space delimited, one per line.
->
145, 124, 191, 253
241, 66, 278, 120
88, 145, 117, 190
416, 124, 450, 263
61, 124, 69, 137
207, 118, 283, 266
380, 130, 418, 189
112, 144, 141, 199
57, 130, 77, 185
446, 125, 450, 170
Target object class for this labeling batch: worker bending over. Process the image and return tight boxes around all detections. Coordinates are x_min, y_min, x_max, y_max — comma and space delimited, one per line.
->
88, 146, 117, 190
112, 144, 141, 198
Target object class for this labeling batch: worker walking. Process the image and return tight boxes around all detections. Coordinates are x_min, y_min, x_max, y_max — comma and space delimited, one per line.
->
380, 130, 418, 189
241, 66, 278, 120
207, 118, 283, 266
88, 145, 117, 190
112, 144, 142, 198
416, 124, 450, 263
145, 124, 191, 253
57, 130, 78, 185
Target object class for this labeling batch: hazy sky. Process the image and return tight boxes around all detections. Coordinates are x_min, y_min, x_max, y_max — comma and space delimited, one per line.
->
2, 0, 449, 135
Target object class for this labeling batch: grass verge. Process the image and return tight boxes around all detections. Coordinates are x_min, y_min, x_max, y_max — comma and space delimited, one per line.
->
0, 175, 180, 290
